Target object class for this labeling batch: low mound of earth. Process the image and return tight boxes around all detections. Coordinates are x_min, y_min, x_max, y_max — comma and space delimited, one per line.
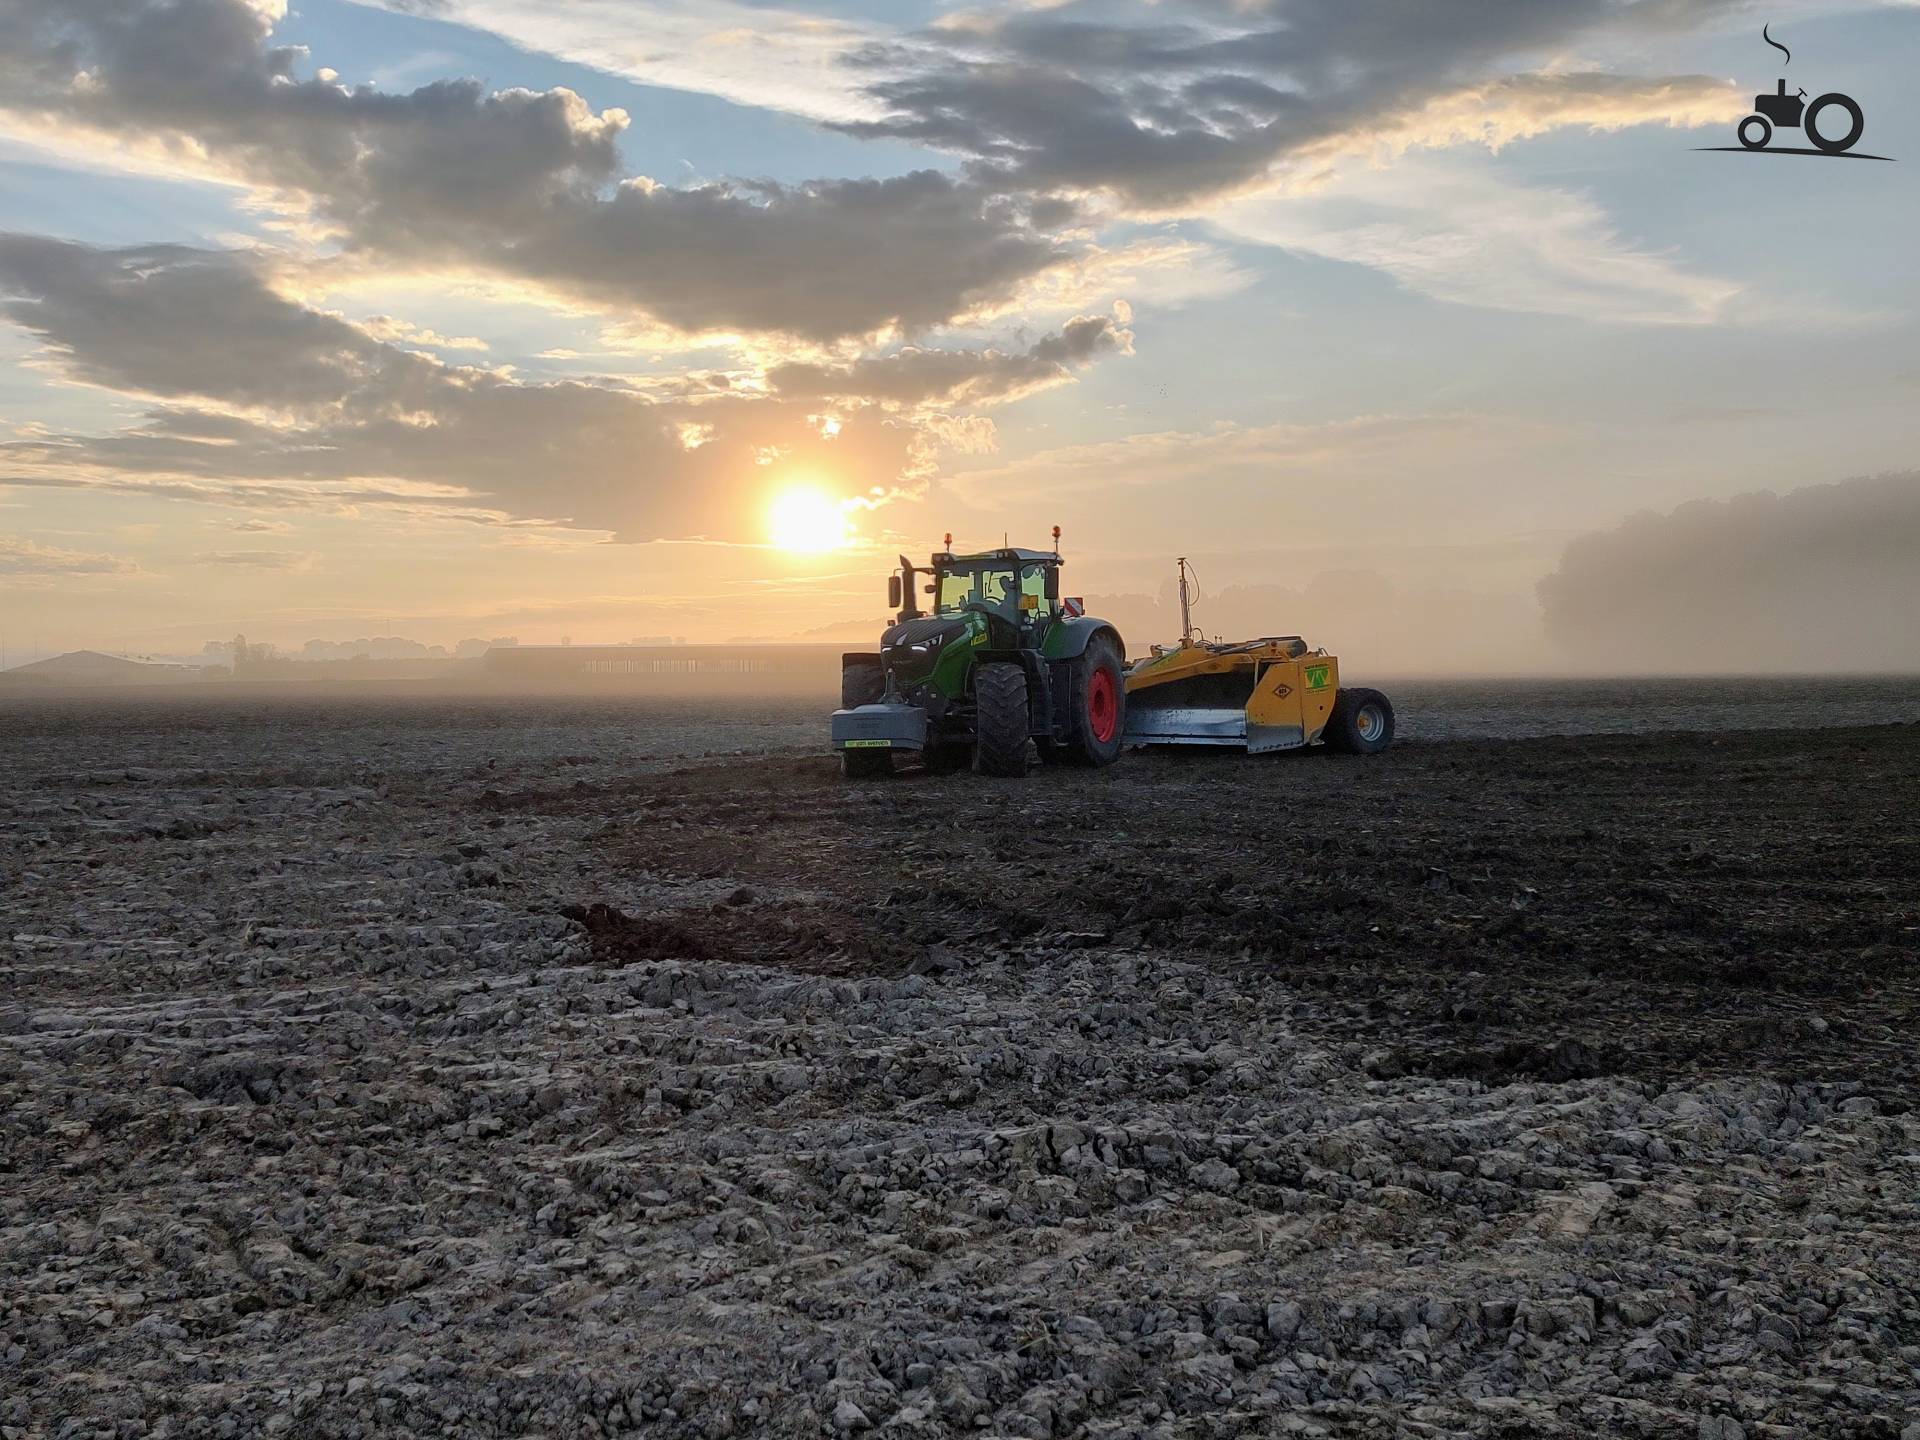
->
3, 700, 1916, 1438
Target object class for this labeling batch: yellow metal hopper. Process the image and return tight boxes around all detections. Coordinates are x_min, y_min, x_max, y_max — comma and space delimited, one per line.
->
1121, 560, 1394, 755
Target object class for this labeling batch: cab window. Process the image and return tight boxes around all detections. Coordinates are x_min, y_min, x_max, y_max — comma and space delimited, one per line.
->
938, 573, 976, 612
938, 567, 1021, 613
1020, 566, 1047, 609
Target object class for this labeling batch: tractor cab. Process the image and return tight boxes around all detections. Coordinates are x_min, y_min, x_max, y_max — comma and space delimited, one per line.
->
925, 547, 1061, 632
891, 530, 1064, 633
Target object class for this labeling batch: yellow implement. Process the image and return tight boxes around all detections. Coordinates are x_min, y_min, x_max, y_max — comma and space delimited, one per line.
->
1122, 560, 1394, 755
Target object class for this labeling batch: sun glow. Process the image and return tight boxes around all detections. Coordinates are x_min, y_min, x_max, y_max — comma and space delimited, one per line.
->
767, 485, 854, 553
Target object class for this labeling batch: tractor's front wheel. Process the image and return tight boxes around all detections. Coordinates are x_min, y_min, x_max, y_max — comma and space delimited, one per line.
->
1062, 633, 1126, 766
972, 662, 1030, 777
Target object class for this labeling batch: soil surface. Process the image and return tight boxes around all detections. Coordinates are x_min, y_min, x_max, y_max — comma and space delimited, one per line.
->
560, 724, 1920, 1095
4, 697, 1917, 1439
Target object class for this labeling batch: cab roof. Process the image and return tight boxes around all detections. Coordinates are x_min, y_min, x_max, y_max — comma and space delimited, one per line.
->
935, 547, 1060, 566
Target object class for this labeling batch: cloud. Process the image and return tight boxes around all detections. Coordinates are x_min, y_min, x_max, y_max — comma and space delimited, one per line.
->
945, 410, 1562, 505
0, 0, 1069, 342
0, 533, 136, 578
979, 236, 1254, 322
484, 171, 1068, 340
358, 316, 489, 351
833, 2, 1740, 210
366, 0, 888, 125
0, 235, 388, 407
0, 0, 1751, 358
1538, 472, 1920, 673
1335, 70, 1741, 163
767, 313, 1130, 408
0, 234, 1125, 542
1214, 155, 1739, 324
192, 549, 310, 568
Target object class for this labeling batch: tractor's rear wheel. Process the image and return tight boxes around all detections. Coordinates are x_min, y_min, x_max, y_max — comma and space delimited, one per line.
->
972, 662, 1030, 777
1323, 687, 1395, 755
841, 747, 893, 779
842, 659, 884, 709
1062, 633, 1126, 766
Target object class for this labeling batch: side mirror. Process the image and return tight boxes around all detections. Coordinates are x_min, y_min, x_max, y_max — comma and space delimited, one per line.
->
1043, 568, 1060, 603
888, 575, 902, 609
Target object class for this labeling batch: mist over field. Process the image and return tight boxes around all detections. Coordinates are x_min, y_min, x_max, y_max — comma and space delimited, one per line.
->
1538, 471, 1920, 675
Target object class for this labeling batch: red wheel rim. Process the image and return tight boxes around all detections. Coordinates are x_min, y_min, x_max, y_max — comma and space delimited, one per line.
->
1088, 666, 1118, 743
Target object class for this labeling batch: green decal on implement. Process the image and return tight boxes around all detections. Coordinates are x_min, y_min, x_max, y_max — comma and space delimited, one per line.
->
843, 739, 892, 749
1305, 664, 1332, 691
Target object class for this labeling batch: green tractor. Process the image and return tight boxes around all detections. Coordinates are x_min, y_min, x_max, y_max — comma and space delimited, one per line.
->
831, 533, 1127, 778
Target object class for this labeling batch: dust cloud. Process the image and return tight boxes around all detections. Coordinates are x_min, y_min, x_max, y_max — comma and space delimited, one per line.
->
1538, 471, 1920, 675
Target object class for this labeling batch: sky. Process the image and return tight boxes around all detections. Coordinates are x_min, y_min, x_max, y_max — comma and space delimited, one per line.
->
0, 0, 1916, 672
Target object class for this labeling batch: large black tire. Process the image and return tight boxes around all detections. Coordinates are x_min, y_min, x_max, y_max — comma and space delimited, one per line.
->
1323, 687, 1395, 755
842, 658, 884, 709
1061, 632, 1126, 766
841, 747, 893, 779
972, 662, 1030, 777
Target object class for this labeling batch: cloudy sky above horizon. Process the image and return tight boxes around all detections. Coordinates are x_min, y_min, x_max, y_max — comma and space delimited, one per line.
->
1, 0, 1916, 669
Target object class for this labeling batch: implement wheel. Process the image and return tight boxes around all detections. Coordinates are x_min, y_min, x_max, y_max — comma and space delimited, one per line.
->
973, 662, 1030, 777
1324, 687, 1395, 755
1062, 632, 1126, 766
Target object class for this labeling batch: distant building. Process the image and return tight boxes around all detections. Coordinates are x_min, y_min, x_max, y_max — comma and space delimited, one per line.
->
480, 642, 838, 681
0, 650, 214, 687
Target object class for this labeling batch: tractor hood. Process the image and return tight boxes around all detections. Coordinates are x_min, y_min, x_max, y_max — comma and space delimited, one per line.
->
882, 615, 969, 682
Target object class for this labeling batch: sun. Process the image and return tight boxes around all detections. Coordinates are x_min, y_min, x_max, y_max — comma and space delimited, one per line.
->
767, 485, 854, 553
